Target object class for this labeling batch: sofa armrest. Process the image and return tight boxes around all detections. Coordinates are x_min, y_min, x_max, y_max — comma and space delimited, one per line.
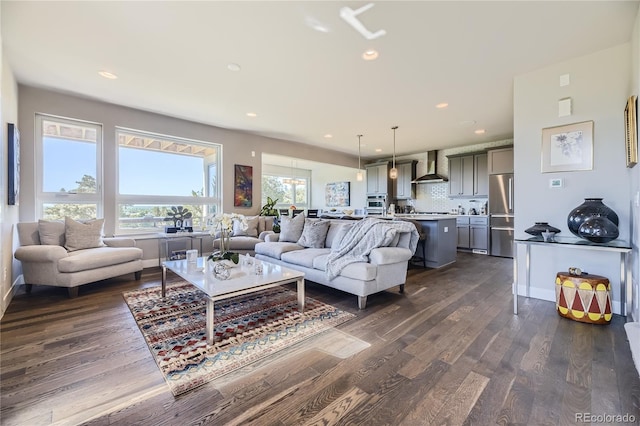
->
264, 233, 280, 242
369, 247, 413, 265
103, 238, 136, 248
14, 245, 68, 262
259, 230, 276, 241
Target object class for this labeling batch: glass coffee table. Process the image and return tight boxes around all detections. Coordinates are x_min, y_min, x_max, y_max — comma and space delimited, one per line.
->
161, 257, 305, 345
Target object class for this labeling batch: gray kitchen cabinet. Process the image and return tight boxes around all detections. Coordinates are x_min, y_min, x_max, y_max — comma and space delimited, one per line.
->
473, 153, 488, 196
469, 216, 489, 251
366, 162, 391, 195
448, 153, 485, 198
488, 147, 514, 174
395, 161, 416, 200
457, 216, 489, 252
456, 216, 470, 248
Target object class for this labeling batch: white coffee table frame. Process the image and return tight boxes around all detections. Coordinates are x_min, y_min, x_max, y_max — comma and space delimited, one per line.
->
161, 257, 305, 345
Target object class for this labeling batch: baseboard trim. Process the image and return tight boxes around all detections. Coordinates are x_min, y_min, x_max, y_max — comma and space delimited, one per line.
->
515, 285, 623, 316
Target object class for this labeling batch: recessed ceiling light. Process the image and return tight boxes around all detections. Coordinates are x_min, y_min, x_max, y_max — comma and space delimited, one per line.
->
98, 70, 117, 80
436, 103, 449, 109
324, 134, 333, 138
227, 63, 241, 72
246, 112, 257, 117
362, 50, 379, 61
474, 129, 486, 134
375, 148, 382, 152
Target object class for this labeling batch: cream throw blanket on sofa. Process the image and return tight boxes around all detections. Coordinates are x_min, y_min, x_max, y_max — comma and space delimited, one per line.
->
326, 218, 418, 280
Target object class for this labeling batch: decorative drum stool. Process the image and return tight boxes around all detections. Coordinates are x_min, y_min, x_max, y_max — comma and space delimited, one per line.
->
555, 272, 612, 324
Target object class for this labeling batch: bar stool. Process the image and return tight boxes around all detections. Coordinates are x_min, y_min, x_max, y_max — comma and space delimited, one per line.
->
398, 218, 427, 268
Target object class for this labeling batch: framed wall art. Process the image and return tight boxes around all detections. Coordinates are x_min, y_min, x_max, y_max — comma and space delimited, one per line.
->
8, 123, 20, 205
325, 181, 350, 207
625, 95, 637, 168
541, 121, 593, 173
234, 164, 253, 207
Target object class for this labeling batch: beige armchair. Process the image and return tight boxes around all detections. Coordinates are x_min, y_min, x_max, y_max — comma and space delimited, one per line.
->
15, 221, 143, 297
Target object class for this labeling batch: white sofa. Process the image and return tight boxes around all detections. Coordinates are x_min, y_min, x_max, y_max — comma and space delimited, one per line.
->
15, 220, 143, 297
255, 217, 417, 309
212, 215, 276, 255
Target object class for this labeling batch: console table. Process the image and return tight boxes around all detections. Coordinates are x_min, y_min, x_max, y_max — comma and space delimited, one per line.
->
513, 236, 632, 316
157, 231, 209, 266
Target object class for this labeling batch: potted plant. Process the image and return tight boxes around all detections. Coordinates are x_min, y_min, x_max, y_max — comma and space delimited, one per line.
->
260, 197, 280, 233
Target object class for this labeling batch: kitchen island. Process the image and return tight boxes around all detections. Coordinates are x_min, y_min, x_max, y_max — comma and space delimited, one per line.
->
394, 214, 457, 268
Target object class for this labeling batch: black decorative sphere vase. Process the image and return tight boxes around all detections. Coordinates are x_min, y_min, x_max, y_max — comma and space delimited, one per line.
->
525, 222, 561, 236
578, 215, 619, 243
567, 198, 619, 238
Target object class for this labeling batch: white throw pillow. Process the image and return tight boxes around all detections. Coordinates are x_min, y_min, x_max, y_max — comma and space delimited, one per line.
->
297, 219, 330, 248
64, 217, 106, 252
278, 213, 305, 243
38, 219, 66, 246
233, 216, 259, 237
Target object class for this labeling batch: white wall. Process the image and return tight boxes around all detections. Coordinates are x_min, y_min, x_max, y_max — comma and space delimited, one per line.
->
312, 165, 367, 212
1, 29, 20, 318
629, 7, 640, 323
17, 86, 360, 236
514, 43, 632, 315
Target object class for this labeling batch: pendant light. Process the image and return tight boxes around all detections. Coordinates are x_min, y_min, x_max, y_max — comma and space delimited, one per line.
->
356, 134, 364, 181
389, 126, 398, 179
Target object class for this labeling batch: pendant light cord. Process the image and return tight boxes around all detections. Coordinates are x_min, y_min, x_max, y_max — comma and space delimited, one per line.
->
357, 134, 362, 169
391, 126, 398, 168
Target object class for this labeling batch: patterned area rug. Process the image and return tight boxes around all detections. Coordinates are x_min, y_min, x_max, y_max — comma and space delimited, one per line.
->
123, 282, 355, 396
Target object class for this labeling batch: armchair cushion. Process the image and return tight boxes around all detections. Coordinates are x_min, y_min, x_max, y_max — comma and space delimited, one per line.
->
278, 213, 305, 242
64, 217, 106, 252
233, 215, 259, 237
38, 219, 65, 246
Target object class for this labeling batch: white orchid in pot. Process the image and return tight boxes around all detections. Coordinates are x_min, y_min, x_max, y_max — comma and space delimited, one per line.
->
207, 212, 247, 265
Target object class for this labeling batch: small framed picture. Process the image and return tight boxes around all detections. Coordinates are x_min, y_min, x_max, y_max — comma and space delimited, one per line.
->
625, 95, 637, 168
541, 121, 593, 173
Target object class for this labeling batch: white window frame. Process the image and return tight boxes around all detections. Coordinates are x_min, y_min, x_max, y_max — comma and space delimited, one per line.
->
262, 164, 311, 209
115, 127, 222, 234
35, 114, 103, 219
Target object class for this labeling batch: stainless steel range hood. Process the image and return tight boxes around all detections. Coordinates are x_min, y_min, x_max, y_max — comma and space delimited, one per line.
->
411, 151, 448, 183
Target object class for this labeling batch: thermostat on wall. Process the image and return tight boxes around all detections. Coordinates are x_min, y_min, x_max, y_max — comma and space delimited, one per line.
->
550, 178, 563, 188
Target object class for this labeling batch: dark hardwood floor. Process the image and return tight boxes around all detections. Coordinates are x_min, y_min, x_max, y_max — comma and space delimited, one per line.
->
1, 253, 639, 425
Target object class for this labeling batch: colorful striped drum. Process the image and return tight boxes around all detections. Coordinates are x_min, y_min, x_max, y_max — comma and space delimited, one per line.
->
555, 272, 612, 324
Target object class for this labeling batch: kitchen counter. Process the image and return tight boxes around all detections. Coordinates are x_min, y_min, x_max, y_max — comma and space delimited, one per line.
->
392, 215, 457, 268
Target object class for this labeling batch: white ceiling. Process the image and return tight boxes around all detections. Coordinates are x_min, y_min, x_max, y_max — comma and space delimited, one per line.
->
2, 1, 638, 159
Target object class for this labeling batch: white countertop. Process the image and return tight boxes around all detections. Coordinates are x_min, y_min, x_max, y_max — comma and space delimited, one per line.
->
393, 214, 459, 220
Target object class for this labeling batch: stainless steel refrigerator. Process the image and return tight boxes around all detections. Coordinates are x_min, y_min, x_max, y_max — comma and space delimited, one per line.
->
489, 173, 514, 257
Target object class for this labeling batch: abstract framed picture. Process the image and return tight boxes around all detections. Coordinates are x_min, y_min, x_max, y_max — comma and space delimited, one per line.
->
325, 181, 350, 207
8, 123, 20, 205
234, 164, 252, 207
541, 121, 593, 173
625, 95, 637, 168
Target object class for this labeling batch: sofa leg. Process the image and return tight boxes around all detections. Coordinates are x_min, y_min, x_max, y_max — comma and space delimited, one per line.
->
25, 284, 32, 294
358, 296, 367, 310
399, 284, 405, 293
67, 287, 79, 298
134, 270, 142, 280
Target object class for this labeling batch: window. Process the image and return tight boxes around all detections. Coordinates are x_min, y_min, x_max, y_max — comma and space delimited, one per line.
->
36, 114, 102, 220
116, 128, 221, 233
262, 164, 310, 208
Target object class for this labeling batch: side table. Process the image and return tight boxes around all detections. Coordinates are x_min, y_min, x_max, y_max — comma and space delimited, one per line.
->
157, 231, 209, 266
514, 236, 632, 316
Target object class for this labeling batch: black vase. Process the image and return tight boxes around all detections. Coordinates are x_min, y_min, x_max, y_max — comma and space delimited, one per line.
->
525, 222, 561, 236
578, 215, 619, 243
567, 198, 619, 237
